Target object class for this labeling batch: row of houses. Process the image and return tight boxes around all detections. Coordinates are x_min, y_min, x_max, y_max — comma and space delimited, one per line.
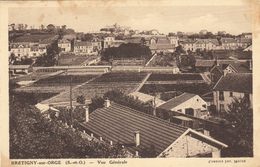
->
9, 35, 59, 60
180, 37, 252, 52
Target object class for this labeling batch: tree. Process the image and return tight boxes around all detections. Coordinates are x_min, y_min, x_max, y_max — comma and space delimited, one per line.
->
221, 97, 253, 157
9, 94, 130, 158
47, 24, 57, 34
9, 53, 16, 65
77, 95, 86, 104
102, 43, 152, 62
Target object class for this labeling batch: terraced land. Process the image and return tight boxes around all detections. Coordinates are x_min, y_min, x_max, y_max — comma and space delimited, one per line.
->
15, 74, 98, 93
41, 72, 148, 104
147, 73, 203, 81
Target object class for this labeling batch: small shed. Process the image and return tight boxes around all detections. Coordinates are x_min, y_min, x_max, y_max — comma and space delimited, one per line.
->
9, 65, 33, 74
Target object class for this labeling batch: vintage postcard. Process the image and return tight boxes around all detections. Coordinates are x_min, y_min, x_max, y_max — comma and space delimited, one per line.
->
1, 0, 259, 166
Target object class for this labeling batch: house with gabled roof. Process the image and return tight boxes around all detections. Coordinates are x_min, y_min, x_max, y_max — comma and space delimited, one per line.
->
79, 100, 227, 158
213, 73, 252, 112
58, 39, 71, 52
158, 92, 208, 119
209, 59, 251, 84
74, 41, 93, 53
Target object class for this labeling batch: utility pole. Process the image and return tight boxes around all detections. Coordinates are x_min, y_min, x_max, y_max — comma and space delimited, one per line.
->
70, 74, 73, 126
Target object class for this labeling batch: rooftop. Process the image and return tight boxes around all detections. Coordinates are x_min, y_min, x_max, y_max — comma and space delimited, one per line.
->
158, 92, 197, 110
213, 73, 252, 93
79, 102, 188, 155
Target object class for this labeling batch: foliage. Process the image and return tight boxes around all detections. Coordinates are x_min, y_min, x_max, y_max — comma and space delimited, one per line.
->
220, 97, 253, 157
89, 89, 154, 116
34, 40, 60, 67
140, 144, 157, 158
102, 43, 152, 62
9, 95, 129, 158
77, 95, 86, 104
89, 96, 105, 113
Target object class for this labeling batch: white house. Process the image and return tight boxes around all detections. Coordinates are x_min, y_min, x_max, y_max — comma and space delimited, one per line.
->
129, 91, 166, 107
158, 92, 208, 119
58, 39, 71, 52
74, 41, 93, 54
213, 73, 252, 112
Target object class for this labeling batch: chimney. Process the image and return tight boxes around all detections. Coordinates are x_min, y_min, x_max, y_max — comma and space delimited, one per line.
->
110, 141, 113, 146
135, 151, 139, 157
100, 137, 103, 141
134, 131, 140, 147
248, 60, 252, 70
204, 129, 210, 136
84, 106, 89, 122
215, 55, 219, 66
105, 99, 110, 107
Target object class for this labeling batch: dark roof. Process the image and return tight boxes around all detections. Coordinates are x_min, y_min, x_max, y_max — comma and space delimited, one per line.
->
228, 62, 251, 73
213, 73, 252, 93
158, 92, 197, 110
80, 102, 187, 155
220, 38, 238, 43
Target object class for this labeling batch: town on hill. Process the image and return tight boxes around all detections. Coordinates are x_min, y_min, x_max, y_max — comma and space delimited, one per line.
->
9, 15, 252, 158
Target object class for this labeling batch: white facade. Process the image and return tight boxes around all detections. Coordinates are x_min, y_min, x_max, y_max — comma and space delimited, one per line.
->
169, 95, 207, 114
213, 91, 252, 112
58, 39, 71, 52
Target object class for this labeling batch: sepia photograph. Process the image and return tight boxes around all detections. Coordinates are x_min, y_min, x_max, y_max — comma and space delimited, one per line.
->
1, 0, 259, 166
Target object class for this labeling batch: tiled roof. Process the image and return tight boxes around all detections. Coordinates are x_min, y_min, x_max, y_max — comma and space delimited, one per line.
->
213, 73, 252, 93
79, 102, 188, 155
158, 92, 197, 110
195, 60, 215, 67
228, 62, 251, 73
195, 39, 220, 46
195, 60, 236, 67
11, 42, 30, 48
9, 65, 31, 69
220, 38, 238, 43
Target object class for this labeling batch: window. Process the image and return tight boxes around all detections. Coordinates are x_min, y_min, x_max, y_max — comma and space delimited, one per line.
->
220, 104, 224, 112
219, 91, 224, 100
230, 92, 233, 97
244, 93, 250, 101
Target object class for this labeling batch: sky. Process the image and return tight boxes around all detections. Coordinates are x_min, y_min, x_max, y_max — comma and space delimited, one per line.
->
9, 6, 252, 35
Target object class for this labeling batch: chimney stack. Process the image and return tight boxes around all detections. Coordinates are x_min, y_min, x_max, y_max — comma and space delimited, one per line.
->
134, 131, 140, 147
105, 99, 110, 107
84, 106, 89, 122
204, 129, 210, 136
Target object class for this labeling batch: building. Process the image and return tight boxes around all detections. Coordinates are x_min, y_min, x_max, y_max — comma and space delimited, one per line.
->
10, 42, 31, 60
129, 92, 166, 107
79, 101, 227, 157
213, 73, 252, 112
242, 32, 252, 39
58, 39, 71, 52
10, 34, 58, 59
209, 60, 251, 84
9, 64, 33, 74
149, 38, 176, 53
74, 41, 93, 53
158, 92, 208, 119
193, 39, 220, 51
